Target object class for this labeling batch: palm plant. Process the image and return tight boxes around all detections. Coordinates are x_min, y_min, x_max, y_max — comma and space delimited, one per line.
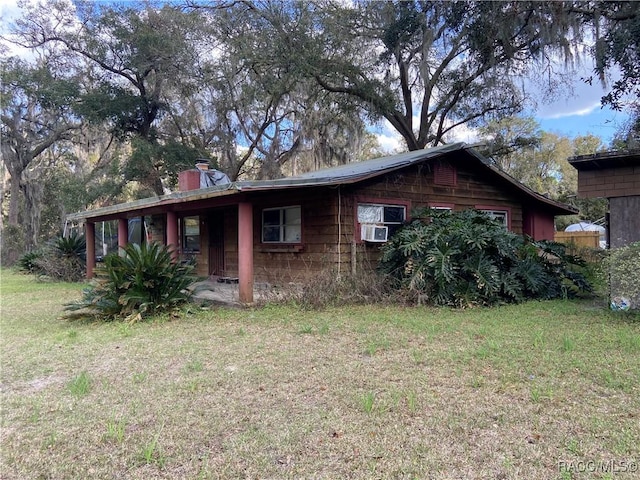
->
19, 233, 87, 282
50, 233, 86, 260
17, 250, 45, 274
65, 242, 195, 321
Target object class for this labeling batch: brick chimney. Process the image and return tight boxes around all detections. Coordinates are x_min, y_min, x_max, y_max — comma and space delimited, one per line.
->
178, 169, 199, 191
178, 162, 209, 191
178, 160, 218, 192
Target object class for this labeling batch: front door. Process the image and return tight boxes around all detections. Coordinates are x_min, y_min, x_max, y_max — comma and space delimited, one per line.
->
208, 211, 225, 276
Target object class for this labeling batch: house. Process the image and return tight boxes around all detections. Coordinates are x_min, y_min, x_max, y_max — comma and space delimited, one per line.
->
568, 149, 640, 248
67, 143, 576, 303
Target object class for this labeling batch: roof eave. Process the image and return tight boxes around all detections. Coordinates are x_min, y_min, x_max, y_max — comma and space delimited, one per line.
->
463, 147, 578, 215
568, 149, 640, 170
68, 142, 577, 221
66, 184, 239, 222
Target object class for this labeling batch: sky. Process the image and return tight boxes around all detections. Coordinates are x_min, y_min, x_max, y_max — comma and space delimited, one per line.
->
1, 0, 630, 153
375, 64, 630, 153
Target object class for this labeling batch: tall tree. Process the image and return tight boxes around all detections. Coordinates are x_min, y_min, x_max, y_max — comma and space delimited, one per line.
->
229, 1, 582, 151
478, 116, 607, 196
611, 107, 640, 149
478, 116, 608, 223
0, 57, 80, 251
478, 116, 542, 173
577, 1, 640, 111
12, 1, 208, 195
199, 1, 372, 180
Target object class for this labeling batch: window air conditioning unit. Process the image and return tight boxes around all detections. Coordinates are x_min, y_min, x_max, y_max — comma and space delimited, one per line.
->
361, 224, 388, 242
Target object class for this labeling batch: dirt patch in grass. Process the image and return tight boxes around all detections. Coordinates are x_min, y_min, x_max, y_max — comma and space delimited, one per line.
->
1, 270, 639, 479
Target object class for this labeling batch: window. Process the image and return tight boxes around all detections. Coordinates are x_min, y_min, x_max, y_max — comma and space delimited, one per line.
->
262, 206, 301, 243
357, 203, 406, 241
182, 216, 200, 252
479, 209, 508, 228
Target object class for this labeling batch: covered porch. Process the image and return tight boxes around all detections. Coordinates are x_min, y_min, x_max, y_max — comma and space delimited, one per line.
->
69, 188, 258, 304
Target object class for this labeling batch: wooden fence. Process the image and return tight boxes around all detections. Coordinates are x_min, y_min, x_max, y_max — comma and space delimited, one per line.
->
554, 231, 601, 249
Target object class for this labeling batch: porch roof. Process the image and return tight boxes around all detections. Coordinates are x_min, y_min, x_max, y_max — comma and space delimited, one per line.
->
67, 142, 576, 222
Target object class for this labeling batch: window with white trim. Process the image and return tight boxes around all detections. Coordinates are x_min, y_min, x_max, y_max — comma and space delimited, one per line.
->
357, 203, 406, 240
479, 209, 508, 227
262, 206, 301, 243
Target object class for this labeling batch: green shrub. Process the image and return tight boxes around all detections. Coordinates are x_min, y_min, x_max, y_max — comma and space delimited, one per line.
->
50, 233, 87, 260
568, 246, 607, 297
379, 209, 591, 307
65, 242, 195, 321
17, 250, 45, 274
606, 242, 640, 310
32, 233, 86, 282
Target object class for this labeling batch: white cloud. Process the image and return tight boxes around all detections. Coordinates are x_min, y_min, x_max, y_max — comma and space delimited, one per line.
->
0, 0, 23, 53
444, 123, 480, 144
0, 0, 20, 22
542, 102, 601, 120
376, 132, 403, 153
524, 52, 621, 121
370, 119, 405, 153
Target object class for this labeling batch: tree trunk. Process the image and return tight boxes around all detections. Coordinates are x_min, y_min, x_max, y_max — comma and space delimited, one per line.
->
21, 179, 44, 252
8, 176, 21, 226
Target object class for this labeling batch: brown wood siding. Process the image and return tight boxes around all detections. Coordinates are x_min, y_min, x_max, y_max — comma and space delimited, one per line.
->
217, 190, 343, 283
341, 160, 527, 268
345, 161, 523, 231
250, 189, 340, 283
212, 157, 549, 283
577, 167, 640, 198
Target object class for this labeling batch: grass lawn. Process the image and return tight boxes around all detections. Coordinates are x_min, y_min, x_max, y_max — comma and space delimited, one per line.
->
1, 269, 639, 479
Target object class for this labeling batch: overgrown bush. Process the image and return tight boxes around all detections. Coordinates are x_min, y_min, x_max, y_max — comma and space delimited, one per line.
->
568, 245, 607, 297
606, 242, 640, 310
260, 268, 399, 310
17, 250, 45, 274
300, 269, 398, 309
29, 233, 86, 282
379, 209, 592, 307
65, 242, 195, 321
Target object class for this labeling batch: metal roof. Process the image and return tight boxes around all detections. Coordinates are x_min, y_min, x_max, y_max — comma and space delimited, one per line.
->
568, 149, 640, 171
67, 142, 575, 221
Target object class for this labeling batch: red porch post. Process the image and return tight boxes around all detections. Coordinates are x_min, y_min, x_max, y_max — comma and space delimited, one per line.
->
86, 221, 96, 279
118, 218, 128, 254
166, 211, 179, 261
238, 202, 254, 304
